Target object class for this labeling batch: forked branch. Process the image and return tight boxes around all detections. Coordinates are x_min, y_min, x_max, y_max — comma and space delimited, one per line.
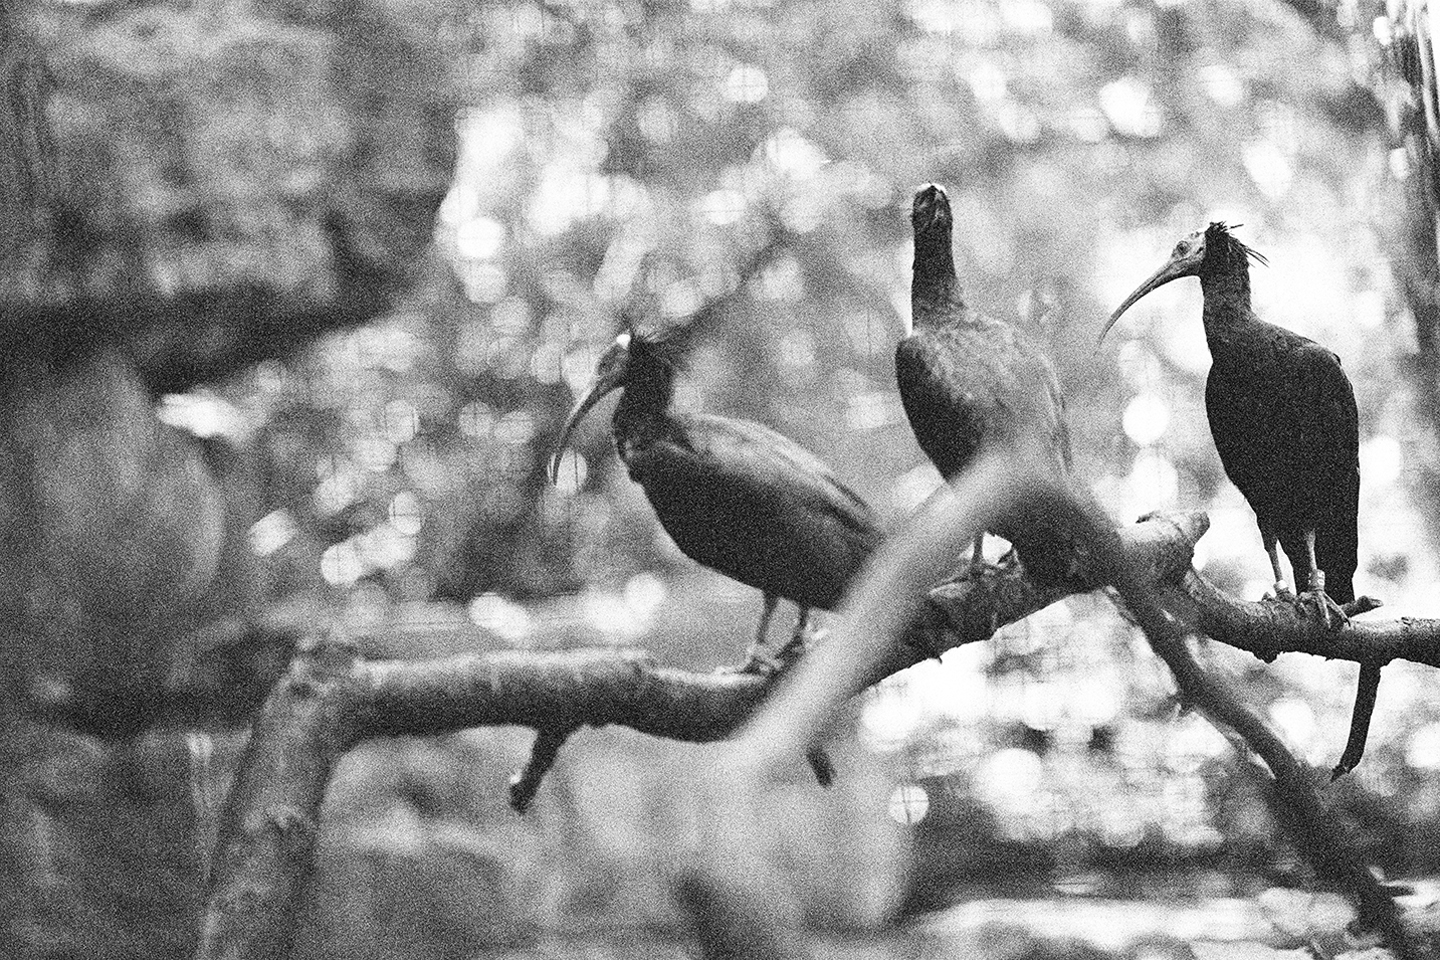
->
198, 459, 1437, 959
716, 454, 1425, 958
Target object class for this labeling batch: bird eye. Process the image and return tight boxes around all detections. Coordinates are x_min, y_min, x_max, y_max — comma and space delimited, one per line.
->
1173, 241, 1188, 256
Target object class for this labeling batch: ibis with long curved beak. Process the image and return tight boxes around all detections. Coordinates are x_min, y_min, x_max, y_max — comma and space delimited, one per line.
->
550, 327, 884, 673
1102, 222, 1371, 778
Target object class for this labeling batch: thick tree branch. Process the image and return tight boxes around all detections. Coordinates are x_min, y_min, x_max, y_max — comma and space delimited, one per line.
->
715, 455, 1424, 958
197, 474, 1440, 958
1099, 529, 1421, 959
1172, 572, 1433, 667
194, 503, 1206, 959
198, 634, 368, 960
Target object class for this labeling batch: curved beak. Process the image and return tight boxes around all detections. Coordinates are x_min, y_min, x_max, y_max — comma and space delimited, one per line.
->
1098, 251, 1203, 344
548, 367, 625, 484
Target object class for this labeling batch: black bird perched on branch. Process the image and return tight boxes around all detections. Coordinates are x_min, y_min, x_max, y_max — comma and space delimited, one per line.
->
549, 326, 884, 674
895, 183, 1074, 582
1101, 222, 1373, 778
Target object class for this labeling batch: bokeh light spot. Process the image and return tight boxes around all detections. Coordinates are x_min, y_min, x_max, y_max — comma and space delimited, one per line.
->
1268, 697, 1316, 750
758, 128, 827, 179
552, 450, 589, 495
1199, 63, 1244, 107
1122, 392, 1170, 445
248, 509, 297, 557
974, 748, 1044, 807
1099, 77, 1162, 138
1406, 721, 1440, 769
700, 189, 747, 226
1068, 107, 1108, 142
1127, 449, 1179, 509
1243, 141, 1293, 199
624, 572, 668, 616
455, 216, 506, 260
314, 463, 361, 515
1360, 435, 1402, 488
968, 62, 1007, 102
388, 491, 423, 536
469, 592, 533, 642
496, 410, 536, 446
778, 328, 816, 369
321, 542, 364, 586
888, 784, 929, 825
724, 65, 768, 103
384, 400, 419, 444
458, 401, 496, 438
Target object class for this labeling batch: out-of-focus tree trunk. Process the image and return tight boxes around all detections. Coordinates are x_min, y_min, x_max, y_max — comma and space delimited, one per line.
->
0, 0, 52, 291
0, 0, 455, 955
1280, 0, 1440, 542
1370, 1, 1440, 537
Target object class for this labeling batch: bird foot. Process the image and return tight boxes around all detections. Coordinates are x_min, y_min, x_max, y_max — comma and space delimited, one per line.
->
717, 644, 786, 677
957, 556, 1006, 583
774, 628, 815, 670
1294, 588, 1348, 631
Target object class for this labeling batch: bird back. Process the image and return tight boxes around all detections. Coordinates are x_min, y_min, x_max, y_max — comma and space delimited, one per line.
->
624, 413, 883, 610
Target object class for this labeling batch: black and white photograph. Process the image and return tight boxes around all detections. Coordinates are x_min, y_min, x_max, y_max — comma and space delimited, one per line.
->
3, 0, 1439, 956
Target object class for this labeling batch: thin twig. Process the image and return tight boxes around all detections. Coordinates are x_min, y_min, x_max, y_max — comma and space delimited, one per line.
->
803, 747, 834, 788
509, 727, 575, 813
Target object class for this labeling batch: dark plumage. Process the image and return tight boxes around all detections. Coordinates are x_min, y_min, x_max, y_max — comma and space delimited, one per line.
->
550, 328, 884, 670
1102, 222, 1368, 776
896, 183, 1073, 581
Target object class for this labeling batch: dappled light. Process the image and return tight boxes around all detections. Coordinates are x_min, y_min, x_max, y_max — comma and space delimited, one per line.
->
15, 0, 1440, 956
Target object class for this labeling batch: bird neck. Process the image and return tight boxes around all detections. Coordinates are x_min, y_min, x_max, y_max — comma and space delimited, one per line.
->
1198, 265, 1251, 310
911, 237, 965, 327
613, 365, 677, 439
1199, 268, 1254, 343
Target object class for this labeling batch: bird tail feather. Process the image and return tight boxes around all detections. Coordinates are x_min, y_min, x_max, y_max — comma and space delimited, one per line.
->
1281, 524, 1356, 605
1318, 526, 1356, 605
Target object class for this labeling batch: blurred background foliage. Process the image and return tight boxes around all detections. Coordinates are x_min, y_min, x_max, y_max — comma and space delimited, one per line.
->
14, 0, 1440, 955
170, 0, 1440, 929
201, 0, 1440, 890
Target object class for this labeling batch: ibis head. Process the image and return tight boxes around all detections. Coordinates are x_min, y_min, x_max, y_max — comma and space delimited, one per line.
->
549, 331, 633, 483
1100, 222, 1268, 342
911, 183, 953, 239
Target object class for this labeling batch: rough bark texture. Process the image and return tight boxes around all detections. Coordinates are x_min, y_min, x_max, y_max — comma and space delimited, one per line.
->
715, 460, 1427, 959
197, 488, 1439, 959
199, 637, 368, 960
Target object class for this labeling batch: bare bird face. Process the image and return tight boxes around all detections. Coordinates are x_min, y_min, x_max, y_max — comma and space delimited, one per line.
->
911, 183, 952, 237
1098, 228, 1208, 342
548, 332, 633, 483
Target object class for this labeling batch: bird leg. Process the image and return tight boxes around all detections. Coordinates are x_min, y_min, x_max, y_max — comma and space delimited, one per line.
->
1296, 530, 1348, 630
959, 534, 1001, 580
1265, 538, 1295, 601
734, 593, 785, 675
770, 606, 813, 669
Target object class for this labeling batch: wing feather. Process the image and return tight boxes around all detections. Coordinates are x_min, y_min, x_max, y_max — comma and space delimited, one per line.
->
623, 414, 883, 609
